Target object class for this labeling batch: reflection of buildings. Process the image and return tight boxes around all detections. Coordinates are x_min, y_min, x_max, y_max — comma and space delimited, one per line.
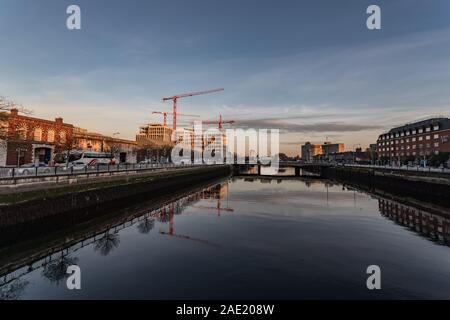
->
379, 198, 450, 245
159, 183, 230, 242
0, 182, 230, 287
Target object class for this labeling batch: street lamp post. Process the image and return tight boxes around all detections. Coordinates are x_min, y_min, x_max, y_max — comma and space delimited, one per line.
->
16, 147, 26, 167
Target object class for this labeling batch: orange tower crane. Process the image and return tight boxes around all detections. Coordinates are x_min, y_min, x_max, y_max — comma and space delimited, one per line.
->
202, 115, 235, 130
162, 88, 224, 130
152, 111, 199, 126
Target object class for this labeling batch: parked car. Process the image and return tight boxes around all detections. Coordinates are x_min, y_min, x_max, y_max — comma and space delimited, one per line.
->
0, 167, 13, 178
16, 163, 51, 176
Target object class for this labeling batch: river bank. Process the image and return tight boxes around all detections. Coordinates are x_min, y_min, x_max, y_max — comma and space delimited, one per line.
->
0, 165, 231, 227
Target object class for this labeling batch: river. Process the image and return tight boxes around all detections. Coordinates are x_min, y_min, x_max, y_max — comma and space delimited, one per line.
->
1, 176, 450, 299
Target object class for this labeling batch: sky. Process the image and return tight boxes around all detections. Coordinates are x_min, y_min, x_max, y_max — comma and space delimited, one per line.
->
0, 0, 450, 155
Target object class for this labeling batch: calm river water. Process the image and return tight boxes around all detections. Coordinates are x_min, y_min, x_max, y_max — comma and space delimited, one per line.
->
1, 177, 450, 299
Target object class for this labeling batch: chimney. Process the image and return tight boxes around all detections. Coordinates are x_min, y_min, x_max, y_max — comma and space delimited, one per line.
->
55, 117, 63, 124
10, 108, 19, 116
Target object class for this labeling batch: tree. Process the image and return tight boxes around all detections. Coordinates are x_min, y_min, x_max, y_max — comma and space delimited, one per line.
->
54, 135, 76, 166
137, 218, 155, 234
278, 153, 289, 162
379, 156, 390, 165
105, 141, 121, 161
429, 152, 449, 167
0, 96, 33, 114
42, 252, 79, 285
94, 230, 120, 256
0, 279, 29, 300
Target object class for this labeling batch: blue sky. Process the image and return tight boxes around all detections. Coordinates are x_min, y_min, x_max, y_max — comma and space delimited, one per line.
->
1, 0, 450, 155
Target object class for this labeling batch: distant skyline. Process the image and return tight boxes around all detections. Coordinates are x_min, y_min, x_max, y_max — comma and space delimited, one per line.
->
1, 0, 450, 155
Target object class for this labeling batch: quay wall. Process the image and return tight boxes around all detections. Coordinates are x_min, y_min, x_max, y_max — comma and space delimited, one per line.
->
0, 165, 231, 227
320, 166, 450, 207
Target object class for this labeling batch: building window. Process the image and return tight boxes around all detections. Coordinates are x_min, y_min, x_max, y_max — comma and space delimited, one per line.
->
418, 137, 423, 141
47, 130, 55, 143
434, 134, 439, 139
426, 135, 430, 140
418, 128, 423, 133
406, 131, 410, 136
34, 128, 42, 141
426, 127, 431, 132
433, 125, 439, 131
434, 142, 439, 147
412, 130, 416, 134
59, 131, 67, 144
15, 124, 27, 140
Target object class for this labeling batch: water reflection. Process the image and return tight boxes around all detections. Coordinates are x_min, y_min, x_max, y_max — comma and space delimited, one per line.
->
0, 182, 230, 291
379, 199, 450, 245
0, 279, 29, 300
42, 253, 79, 285
1, 177, 450, 299
94, 231, 121, 256
137, 218, 155, 234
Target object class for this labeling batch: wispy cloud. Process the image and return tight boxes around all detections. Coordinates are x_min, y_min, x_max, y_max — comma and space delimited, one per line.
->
234, 118, 383, 133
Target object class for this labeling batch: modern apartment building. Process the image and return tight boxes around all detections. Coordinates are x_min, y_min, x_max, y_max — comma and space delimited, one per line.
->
136, 124, 173, 145
301, 142, 323, 162
322, 142, 345, 157
301, 141, 345, 162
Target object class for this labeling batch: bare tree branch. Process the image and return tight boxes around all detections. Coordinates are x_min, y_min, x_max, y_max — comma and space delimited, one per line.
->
0, 96, 33, 115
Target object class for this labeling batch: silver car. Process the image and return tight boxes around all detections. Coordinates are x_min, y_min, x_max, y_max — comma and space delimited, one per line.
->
16, 163, 52, 176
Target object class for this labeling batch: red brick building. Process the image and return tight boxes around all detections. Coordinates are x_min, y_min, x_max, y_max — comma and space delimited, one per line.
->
0, 108, 74, 166
377, 117, 450, 165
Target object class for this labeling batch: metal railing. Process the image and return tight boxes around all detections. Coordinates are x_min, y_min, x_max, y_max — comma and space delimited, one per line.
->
334, 163, 450, 174
0, 162, 200, 181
